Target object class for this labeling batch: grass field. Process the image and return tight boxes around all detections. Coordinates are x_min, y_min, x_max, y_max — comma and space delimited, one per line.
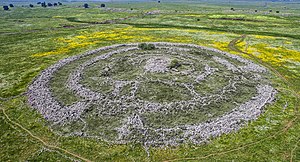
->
0, 0, 299, 161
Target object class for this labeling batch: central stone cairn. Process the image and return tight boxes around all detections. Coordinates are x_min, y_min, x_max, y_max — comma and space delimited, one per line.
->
28, 42, 277, 147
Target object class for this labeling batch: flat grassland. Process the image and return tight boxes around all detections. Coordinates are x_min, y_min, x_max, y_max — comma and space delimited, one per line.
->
0, 1, 299, 161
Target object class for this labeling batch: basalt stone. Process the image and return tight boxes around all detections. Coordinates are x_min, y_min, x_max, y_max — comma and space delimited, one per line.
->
27, 43, 277, 147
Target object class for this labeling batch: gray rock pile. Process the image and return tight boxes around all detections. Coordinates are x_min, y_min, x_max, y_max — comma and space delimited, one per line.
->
28, 42, 277, 147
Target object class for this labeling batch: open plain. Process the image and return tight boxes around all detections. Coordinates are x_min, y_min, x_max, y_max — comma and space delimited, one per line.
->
0, 0, 299, 161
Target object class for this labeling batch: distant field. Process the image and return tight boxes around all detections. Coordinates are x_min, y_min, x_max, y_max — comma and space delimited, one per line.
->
0, 1, 299, 161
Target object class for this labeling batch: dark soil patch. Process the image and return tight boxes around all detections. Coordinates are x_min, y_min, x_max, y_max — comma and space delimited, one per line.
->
210, 17, 264, 22
61, 24, 76, 28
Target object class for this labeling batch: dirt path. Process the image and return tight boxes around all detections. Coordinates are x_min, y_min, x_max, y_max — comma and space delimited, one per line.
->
290, 139, 300, 162
165, 35, 299, 162
228, 35, 300, 162
0, 11, 158, 36
228, 35, 299, 101
0, 35, 298, 161
228, 34, 247, 53
164, 116, 298, 162
0, 105, 92, 162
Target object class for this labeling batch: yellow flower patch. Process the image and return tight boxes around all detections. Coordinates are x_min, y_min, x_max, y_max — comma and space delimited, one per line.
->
32, 26, 232, 57
32, 41, 96, 57
251, 43, 300, 66
253, 35, 276, 40
75, 35, 88, 39
213, 41, 229, 52
182, 14, 205, 17
32, 48, 70, 57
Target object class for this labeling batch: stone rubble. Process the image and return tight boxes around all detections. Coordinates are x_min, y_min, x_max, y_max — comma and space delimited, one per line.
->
144, 57, 171, 73
27, 42, 277, 147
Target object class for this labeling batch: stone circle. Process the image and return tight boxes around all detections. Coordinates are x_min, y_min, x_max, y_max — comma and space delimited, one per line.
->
28, 42, 277, 147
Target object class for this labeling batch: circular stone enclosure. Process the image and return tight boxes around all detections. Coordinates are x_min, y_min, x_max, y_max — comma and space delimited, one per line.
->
28, 42, 277, 147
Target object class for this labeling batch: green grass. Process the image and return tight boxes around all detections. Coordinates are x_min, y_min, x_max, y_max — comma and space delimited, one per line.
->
0, 1, 299, 161
137, 81, 192, 103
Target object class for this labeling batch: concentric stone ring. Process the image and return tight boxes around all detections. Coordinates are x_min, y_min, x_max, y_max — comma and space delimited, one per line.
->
28, 42, 277, 147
